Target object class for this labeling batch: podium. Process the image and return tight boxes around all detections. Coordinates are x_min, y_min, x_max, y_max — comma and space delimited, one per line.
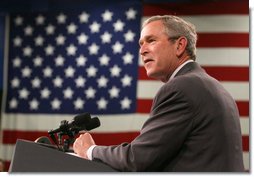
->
9, 139, 117, 172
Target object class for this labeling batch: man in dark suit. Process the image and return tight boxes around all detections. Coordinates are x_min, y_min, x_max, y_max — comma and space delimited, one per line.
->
73, 15, 244, 172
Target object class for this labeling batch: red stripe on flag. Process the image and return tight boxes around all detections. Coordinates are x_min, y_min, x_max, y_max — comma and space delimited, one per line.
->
92, 132, 140, 145
236, 101, 249, 117
2, 130, 49, 144
197, 33, 249, 48
138, 67, 153, 80
136, 99, 152, 113
1, 130, 139, 145
143, 0, 248, 16
137, 99, 249, 117
138, 67, 249, 82
242, 135, 249, 151
137, 33, 248, 48
2, 130, 140, 146
203, 66, 249, 82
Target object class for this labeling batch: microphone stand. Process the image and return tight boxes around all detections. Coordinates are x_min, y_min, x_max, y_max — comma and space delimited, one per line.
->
48, 123, 82, 152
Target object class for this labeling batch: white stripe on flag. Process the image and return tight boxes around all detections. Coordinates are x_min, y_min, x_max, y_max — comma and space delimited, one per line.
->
137, 81, 249, 101
196, 48, 249, 66
1, 113, 248, 135
139, 48, 249, 66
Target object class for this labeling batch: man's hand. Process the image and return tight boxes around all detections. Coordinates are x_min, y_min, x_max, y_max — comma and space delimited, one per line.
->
73, 132, 95, 159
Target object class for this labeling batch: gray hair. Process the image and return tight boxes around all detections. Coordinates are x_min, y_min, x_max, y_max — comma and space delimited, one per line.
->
142, 15, 197, 60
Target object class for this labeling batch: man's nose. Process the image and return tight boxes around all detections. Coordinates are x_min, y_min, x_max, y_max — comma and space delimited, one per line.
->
139, 44, 148, 56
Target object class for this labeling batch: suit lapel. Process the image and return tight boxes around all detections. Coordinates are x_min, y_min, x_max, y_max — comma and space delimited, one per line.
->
174, 62, 204, 78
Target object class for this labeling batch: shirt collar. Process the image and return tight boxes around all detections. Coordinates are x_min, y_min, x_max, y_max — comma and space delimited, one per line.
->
169, 60, 194, 81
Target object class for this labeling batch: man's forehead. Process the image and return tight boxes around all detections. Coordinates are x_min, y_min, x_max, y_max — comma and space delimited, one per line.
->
141, 21, 164, 33
140, 25, 166, 40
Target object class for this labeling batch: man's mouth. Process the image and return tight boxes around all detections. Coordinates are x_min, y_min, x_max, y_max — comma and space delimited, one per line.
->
144, 58, 153, 64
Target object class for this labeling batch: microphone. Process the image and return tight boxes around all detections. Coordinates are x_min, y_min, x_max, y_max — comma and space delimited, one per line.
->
47, 113, 100, 152
48, 112, 91, 134
73, 113, 92, 126
83, 117, 101, 131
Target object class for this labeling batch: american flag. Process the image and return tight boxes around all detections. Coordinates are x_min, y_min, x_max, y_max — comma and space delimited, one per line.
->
0, 0, 249, 171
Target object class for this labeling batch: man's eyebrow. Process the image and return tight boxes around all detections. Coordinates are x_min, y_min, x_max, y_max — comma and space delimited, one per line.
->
144, 35, 156, 40
139, 35, 156, 44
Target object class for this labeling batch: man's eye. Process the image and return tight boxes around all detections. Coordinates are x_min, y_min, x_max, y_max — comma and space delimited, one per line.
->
148, 39, 155, 43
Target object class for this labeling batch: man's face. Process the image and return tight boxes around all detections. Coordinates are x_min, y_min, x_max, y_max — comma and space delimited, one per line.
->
139, 20, 179, 82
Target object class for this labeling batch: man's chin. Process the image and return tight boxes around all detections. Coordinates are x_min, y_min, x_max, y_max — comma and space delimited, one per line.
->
146, 71, 157, 80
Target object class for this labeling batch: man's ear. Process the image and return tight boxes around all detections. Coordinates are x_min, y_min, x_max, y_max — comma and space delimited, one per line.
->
175, 36, 188, 57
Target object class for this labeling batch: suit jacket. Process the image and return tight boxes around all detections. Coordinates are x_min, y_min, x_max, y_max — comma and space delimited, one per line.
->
92, 62, 244, 172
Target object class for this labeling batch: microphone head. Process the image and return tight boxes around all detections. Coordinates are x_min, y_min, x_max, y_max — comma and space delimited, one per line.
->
85, 117, 101, 131
72, 113, 91, 126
